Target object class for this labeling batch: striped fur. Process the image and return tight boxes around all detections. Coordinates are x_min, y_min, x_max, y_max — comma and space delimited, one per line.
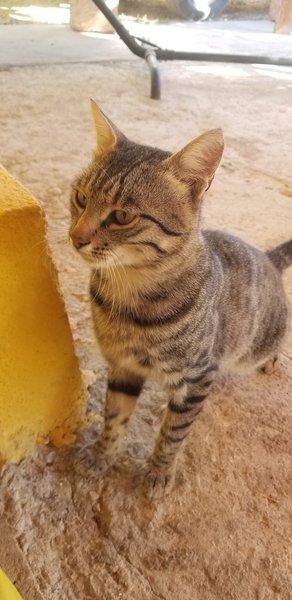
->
69, 103, 291, 499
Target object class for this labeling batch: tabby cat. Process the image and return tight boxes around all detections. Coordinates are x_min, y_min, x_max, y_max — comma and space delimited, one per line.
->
69, 101, 292, 499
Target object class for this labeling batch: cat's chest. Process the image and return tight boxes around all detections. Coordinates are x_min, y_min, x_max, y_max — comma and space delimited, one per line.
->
101, 329, 155, 378
92, 301, 153, 354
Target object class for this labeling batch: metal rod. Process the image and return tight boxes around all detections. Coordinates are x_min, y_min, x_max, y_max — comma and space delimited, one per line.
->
145, 49, 161, 100
92, 0, 147, 58
155, 48, 292, 66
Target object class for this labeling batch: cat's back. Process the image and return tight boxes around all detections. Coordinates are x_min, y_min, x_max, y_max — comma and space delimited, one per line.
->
201, 228, 284, 293
202, 227, 287, 310
202, 229, 268, 272
201, 228, 287, 364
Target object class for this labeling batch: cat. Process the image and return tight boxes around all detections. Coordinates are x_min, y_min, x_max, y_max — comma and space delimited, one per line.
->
69, 100, 292, 499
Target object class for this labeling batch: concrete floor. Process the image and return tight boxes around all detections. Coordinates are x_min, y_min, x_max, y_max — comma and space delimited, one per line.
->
0, 18, 292, 68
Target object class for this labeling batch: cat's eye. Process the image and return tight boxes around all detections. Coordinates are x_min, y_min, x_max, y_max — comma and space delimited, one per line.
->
72, 188, 86, 210
114, 210, 135, 225
106, 210, 136, 228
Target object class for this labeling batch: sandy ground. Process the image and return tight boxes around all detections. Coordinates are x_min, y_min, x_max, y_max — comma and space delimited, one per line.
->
1, 60, 292, 599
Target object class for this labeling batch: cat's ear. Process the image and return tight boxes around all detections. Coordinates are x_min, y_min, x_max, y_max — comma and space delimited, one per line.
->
90, 99, 125, 156
165, 129, 224, 198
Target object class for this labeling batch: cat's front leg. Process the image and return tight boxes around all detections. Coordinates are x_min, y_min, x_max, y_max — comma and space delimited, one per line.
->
99, 370, 145, 456
75, 369, 144, 478
143, 364, 217, 499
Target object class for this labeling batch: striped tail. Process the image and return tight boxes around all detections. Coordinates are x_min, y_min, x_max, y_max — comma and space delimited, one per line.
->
267, 239, 292, 272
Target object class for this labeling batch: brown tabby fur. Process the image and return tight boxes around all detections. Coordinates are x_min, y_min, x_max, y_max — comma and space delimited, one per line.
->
69, 101, 292, 499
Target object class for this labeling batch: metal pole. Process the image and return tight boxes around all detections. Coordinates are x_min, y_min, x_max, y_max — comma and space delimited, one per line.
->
145, 49, 161, 100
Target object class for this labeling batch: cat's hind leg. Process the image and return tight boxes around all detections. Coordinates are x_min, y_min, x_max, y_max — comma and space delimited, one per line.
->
143, 362, 218, 499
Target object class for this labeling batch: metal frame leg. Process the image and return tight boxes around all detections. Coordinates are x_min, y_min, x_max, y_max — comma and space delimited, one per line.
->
145, 49, 161, 100
91, 0, 292, 99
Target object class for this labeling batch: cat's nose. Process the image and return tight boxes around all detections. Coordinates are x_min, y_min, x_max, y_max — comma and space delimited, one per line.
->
70, 232, 91, 250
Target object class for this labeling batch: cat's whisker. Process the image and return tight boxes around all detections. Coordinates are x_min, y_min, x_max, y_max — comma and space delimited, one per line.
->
108, 261, 121, 319
109, 249, 137, 317
29, 238, 58, 262
47, 224, 70, 234
30, 238, 48, 251
111, 257, 126, 320
97, 264, 108, 306
106, 259, 118, 322
94, 270, 104, 306
116, 266, 128, 318
111, 263, 120, 320
90, 262, 104, 307
110, 260, 122, 321
53, 236, 68, 248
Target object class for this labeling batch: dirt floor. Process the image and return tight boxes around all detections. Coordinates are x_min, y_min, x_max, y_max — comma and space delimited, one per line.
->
1, 59, 292, 599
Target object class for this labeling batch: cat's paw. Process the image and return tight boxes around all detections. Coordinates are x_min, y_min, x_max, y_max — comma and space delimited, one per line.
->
74, 445, 116, 479
142, 466, 175, 500
259, 356, 278, 375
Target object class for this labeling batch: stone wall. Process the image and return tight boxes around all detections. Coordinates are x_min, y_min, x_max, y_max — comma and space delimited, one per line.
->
119, 0, 270, 19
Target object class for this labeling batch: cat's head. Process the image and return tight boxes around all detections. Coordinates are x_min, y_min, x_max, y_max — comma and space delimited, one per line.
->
69, 100, 224, 268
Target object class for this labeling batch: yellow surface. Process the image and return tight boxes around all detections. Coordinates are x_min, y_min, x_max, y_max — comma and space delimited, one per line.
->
0, 166, 87, 463
0, 569, 24, 600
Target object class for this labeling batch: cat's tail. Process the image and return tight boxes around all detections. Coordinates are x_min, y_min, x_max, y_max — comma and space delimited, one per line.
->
267, 239, 292, 272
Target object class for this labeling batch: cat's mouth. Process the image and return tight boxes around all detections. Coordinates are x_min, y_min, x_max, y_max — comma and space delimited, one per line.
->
79, 252, 93, 261
80, 251, 109, 265
79, 248, 122, 269
78, 244, 142, 269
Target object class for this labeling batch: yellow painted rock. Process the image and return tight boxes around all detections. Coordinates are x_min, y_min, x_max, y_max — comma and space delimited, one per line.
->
0, 569, 24, 600
0, 166, 87, 463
